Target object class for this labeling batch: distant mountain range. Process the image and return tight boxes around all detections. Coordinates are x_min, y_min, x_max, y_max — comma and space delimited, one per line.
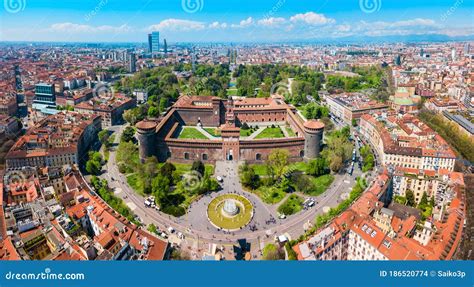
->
1, 34, 473, 46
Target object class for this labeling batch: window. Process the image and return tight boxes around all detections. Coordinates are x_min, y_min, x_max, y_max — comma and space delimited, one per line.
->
300, 150, 304, 157
202, 153, 208, 160
255, 153, 262, 161
184, 152, 190, 160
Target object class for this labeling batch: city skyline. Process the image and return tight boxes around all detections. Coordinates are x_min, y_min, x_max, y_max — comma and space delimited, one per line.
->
1, 0, 473, 43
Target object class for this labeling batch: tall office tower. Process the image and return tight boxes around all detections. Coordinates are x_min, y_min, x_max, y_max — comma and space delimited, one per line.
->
148, 33, 152, 53
451, 48, 456, 62
394, 54, 401, 66
128, 53, 137, 73
164, 39, 168, 55
150, 31, 160, 54
464, 43, 470, 55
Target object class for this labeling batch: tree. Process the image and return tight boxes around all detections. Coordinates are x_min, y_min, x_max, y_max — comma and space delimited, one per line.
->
160, 162, 176, 181
170, 248, 191, 260
86, 152, 103, 175
147, 224, 158, 234
121, 126, 135, 142
159, 97, 168, 113
292, 173, 315, 194
139, 156, 159, 194
86, 159, 101, 175
152, 174, 171, 200
240, 164, 260, 190
328, 155, 343, 173
406, 189, 416, 207
262, 243, 284, 260
147, 106, 160, 117
266, 149, 289, 179
308, 158, 328, 177
191, 160, 205, 176
321, 128, 353, 172
352, 119, 357, 127
98, 130, 110, 147
419, 192, 428, 207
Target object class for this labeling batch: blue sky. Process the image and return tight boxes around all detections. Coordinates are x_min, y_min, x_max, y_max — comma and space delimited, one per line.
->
1, 0, 473, 42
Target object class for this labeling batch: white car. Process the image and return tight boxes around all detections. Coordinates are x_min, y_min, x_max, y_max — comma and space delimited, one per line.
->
216, 176, 223, 182
168, 226, 175, 233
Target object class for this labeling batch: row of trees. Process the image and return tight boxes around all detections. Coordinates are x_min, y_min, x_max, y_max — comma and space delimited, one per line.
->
321, 126, 353, 172
85, 151, 104, 175
419, 110, 474, 162
90, 176, 139, 225
298, 177, 368, 243
302, 102, 330, 120
359, 144, 375, 172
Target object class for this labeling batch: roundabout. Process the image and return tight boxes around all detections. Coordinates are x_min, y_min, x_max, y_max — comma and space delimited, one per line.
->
207, 194, 254, 231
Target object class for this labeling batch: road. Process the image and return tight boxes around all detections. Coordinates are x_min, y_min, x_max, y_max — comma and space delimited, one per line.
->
98, 124, 370, 254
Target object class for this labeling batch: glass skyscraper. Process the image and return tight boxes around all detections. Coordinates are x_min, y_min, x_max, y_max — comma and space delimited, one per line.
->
149, 31, 159, 54
34, 83, 55, 105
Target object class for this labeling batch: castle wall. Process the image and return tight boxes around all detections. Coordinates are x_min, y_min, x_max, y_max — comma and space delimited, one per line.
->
166, 139, 223, 163
234, 109, 287, 124
176, 109, 219, 127
239, 138, 305, 163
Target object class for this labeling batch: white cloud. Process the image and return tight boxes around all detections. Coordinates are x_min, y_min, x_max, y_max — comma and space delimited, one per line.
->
347, 18, 440, 37
257, 17, 286, 27
209, 21, 227, 29
336, 24, 351, 32
391, 18, 436, 27
148, 19, 205, 32
232, 17, 254, 28
290, 12, 335, 25
49, 23, 132, 33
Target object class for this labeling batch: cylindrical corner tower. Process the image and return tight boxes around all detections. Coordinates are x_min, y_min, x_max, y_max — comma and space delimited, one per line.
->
136, 120, 158, 163
303, 120, 325, 159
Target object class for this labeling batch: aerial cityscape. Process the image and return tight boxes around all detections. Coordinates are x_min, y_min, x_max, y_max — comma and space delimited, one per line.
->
0, 0, 473, 268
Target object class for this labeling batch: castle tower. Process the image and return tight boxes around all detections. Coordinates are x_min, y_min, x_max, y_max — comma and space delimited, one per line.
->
136, 120, 158, 163
303, 120, 325, 159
